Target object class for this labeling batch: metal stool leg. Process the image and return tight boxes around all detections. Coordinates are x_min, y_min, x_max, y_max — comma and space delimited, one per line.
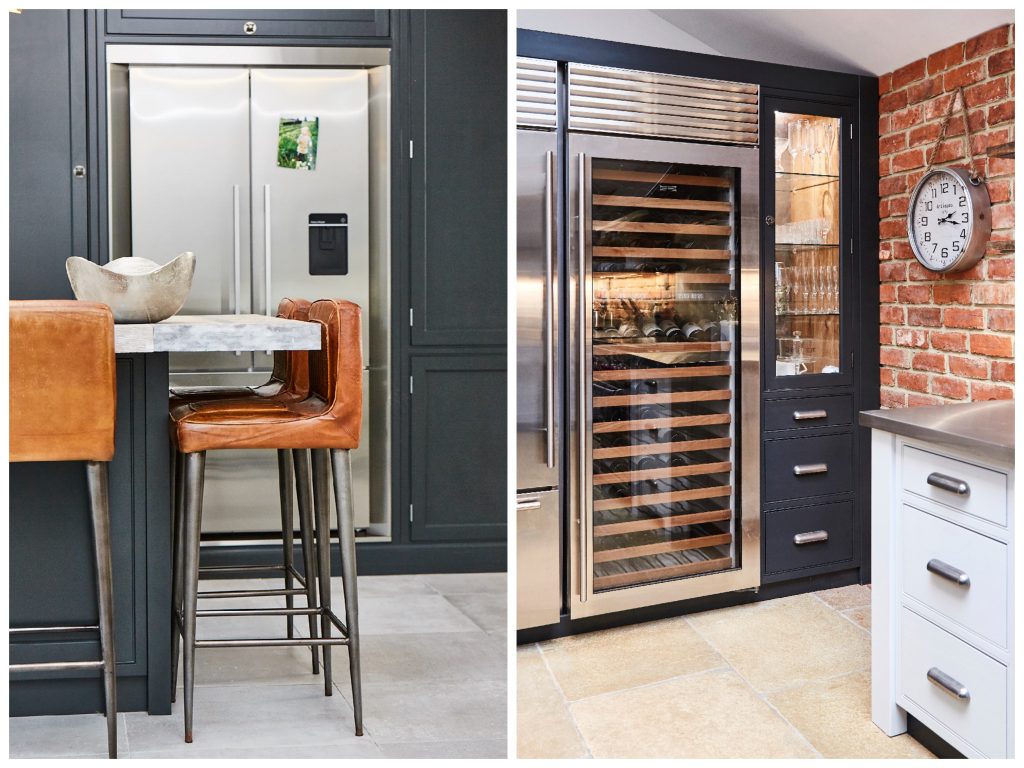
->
292, 449, 319, 673
276, 450, 296, 640
170, 450, 186, 702
181, 451, 206, 744
331, 449, 362, 736
86, 461, 118, 759
311, 448, 333, 697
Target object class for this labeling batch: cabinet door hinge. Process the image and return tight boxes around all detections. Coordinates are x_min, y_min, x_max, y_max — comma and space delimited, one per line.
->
409, 375, 414, 394
409, 504, 414, 522
409, 140, 414, 159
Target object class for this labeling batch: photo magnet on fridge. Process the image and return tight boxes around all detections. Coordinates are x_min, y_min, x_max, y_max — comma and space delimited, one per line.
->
277, 116, 319, 170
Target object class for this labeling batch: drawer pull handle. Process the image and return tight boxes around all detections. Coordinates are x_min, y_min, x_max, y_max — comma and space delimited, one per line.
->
793, 463, 828, 476
926, 558, 970, 587
926, 472, 970, 496
927, 667, 971, 701
516, 499, 542, 511
793, 530, 829, 545
793, 409, 827, 421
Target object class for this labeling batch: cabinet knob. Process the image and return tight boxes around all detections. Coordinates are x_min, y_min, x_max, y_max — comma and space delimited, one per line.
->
243, 21, 257, 35
765, 215, 775, 227
72, 165, 86, 179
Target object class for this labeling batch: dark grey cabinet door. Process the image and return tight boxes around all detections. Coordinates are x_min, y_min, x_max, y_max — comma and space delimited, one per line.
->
104, 9, 389, 39
9, 9, 87, 299
409, 10, 507, 347
410, 355, 507, 542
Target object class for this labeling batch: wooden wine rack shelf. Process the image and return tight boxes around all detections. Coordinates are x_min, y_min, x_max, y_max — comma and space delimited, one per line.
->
592, 460, 732, 485
593, 555, 733, 590
593, 246, 731, 260
593, 341, 731, 356
594, 507, 732, 537
593, 219, 731, 236
592, 168, 731, 188
593, 413, 731, 434
593, 484, 732, 512
594, 532, 733, 564
593, 365, 732, 381
592, 437, 731, 460
594, 389, 731, 408
592, 195, 731, 213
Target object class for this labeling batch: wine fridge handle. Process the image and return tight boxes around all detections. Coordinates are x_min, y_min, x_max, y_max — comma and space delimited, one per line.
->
577, 152, 588, 603
545, 150, 556, 469
232, 184, 242, 356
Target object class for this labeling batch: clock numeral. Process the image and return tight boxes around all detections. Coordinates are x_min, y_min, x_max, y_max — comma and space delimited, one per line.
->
923, 231, 931, 242
952, 241, 961, 252
959, 195, 966, 207
941, 182, 949, 193
931, 188, 937, 198
962, 212, 969, 223
960, 229, 966, 238
919, 216, 928, 226
925, 201, 933, 211
941, 248, 949, 257
932, 243, 938, 253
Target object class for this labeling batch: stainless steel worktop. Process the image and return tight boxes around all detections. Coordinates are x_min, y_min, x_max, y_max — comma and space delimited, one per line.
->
859, 401, 1014, 466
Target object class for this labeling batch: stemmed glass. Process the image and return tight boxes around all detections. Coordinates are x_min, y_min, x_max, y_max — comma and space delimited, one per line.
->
786, 120, 801, 173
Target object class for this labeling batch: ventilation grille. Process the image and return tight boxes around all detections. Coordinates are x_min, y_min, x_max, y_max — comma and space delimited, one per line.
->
568, 63, 758, 145
517, 57, 557, 129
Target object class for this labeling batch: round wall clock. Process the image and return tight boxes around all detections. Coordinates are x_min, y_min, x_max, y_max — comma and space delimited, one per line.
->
907, 166, 991, 273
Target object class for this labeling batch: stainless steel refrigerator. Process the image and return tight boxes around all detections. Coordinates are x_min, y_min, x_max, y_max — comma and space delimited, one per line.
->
108, 46, 392, 539
517, 59, 762, 629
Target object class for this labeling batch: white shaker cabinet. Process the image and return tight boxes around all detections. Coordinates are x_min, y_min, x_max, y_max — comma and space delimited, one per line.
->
864, 401, 1014, 759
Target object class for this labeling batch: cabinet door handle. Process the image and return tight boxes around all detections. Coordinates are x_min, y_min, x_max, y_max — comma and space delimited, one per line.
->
926, 558, 970, 587
926, 472, 970, 496
516, 499, 542, 511
927, 667, 971, 701
793, 463, 828, 476
793, 409, 827, 421
544, 150, 556, 469
793, 530, 829, 545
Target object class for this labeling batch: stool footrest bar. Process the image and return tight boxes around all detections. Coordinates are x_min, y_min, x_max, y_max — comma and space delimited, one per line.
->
199, 587, 307, 599
11, 660, 105, 673
197, 607, 319, 618
195, 637, 350, 648
10, 625, 100, 635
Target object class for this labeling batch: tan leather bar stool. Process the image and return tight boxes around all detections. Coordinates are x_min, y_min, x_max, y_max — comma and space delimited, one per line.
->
167, 298, 320, 689
9, 300, 119, 759
170, 299, 363, 743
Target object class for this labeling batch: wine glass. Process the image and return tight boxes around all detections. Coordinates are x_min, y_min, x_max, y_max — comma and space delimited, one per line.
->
798, 120, 813, 173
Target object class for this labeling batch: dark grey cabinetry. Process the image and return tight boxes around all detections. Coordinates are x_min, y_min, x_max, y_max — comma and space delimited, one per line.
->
104, 9, 389, 39
408, 10, 507, 348
410, 355, 507, 543
9, 9, 88, 298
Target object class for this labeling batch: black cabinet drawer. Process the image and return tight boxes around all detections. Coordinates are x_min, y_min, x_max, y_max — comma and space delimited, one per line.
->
104, 10, 390, 39
764, 432, 853, 503
763, 394, 853, 432
764, 500, 855, 576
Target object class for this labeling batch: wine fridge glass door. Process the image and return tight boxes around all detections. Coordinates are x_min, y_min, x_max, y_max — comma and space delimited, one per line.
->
568, 133, 760, 619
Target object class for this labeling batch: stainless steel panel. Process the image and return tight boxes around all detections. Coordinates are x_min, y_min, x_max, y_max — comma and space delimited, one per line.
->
108, 44, 390, 67
516, 129, 559, 491
568, 63, 759, 145
516, 57, 557, 129
249, 68, 371, 361
567, 133, 760, 619
517, 490, 561, 629
128, 65, 254, 373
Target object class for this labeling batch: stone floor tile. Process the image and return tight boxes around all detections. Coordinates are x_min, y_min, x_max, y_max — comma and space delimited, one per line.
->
443, 592, 508, 634
354, 593, 483, 636
540, 617, 723, 701
420, 572, 507, 595
842, 605, 872, 632
379, 739, 507, 758
688, 594, 870, 694
517, 645, 588, 759
570, 668, 816, 759
815, 584, 873, 611
130, 740, 385, 759
767, 670, 935, 759
9, 713, 129, 758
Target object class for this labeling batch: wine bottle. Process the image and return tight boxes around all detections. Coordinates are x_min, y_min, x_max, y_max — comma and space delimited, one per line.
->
658, 311, 683, 341
638, 308, 664, 339
680, 320, 706, 342
700, 320, 721, 341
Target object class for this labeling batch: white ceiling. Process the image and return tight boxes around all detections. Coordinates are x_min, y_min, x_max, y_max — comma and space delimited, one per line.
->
518, 9, 1016, 76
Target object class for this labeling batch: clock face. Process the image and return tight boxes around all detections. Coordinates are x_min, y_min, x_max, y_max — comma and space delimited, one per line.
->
909, 170, 973, 271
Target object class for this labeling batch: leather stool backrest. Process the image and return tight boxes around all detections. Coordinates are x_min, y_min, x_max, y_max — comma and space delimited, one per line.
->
10, 300, 116, 462
271, 297, 312, 398
308, 299, 362, 447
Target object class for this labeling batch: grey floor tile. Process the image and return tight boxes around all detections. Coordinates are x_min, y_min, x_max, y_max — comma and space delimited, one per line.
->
352, 679, 507, 744
123, 683, 362, 751
379, 739, 507, 758
354, 593, 483, 635
355, 574, 436, 596
442, 592, 507, 634
9, 713, 129, 758
420, 572, 507, 595
131, 740, 384, 759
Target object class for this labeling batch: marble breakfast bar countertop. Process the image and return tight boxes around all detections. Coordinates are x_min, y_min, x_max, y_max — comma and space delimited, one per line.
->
113, 313, 321, 354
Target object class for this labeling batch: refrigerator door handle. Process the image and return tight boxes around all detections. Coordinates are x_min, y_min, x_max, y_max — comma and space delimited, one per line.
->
577, 151, 589, 604
544, 150, 556, 469
263, 183, 273, 317
232, 184, 242, 355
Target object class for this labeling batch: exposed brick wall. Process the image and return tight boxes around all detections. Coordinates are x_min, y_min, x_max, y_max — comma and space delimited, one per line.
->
878, 24, 1015, 407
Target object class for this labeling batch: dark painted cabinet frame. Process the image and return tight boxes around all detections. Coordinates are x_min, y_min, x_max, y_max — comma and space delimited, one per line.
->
516, 29, 879, 643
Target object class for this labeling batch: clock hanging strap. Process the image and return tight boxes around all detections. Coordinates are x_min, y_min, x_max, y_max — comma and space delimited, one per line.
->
922, 86, 986, 184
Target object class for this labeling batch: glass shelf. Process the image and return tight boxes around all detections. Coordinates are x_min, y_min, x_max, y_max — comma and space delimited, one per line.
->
775, 173, 840, 195
775, 242, 839, 249
777, 311, 839, 317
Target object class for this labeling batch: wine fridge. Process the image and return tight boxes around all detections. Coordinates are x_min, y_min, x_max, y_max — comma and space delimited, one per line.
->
567, 133, 760, 618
